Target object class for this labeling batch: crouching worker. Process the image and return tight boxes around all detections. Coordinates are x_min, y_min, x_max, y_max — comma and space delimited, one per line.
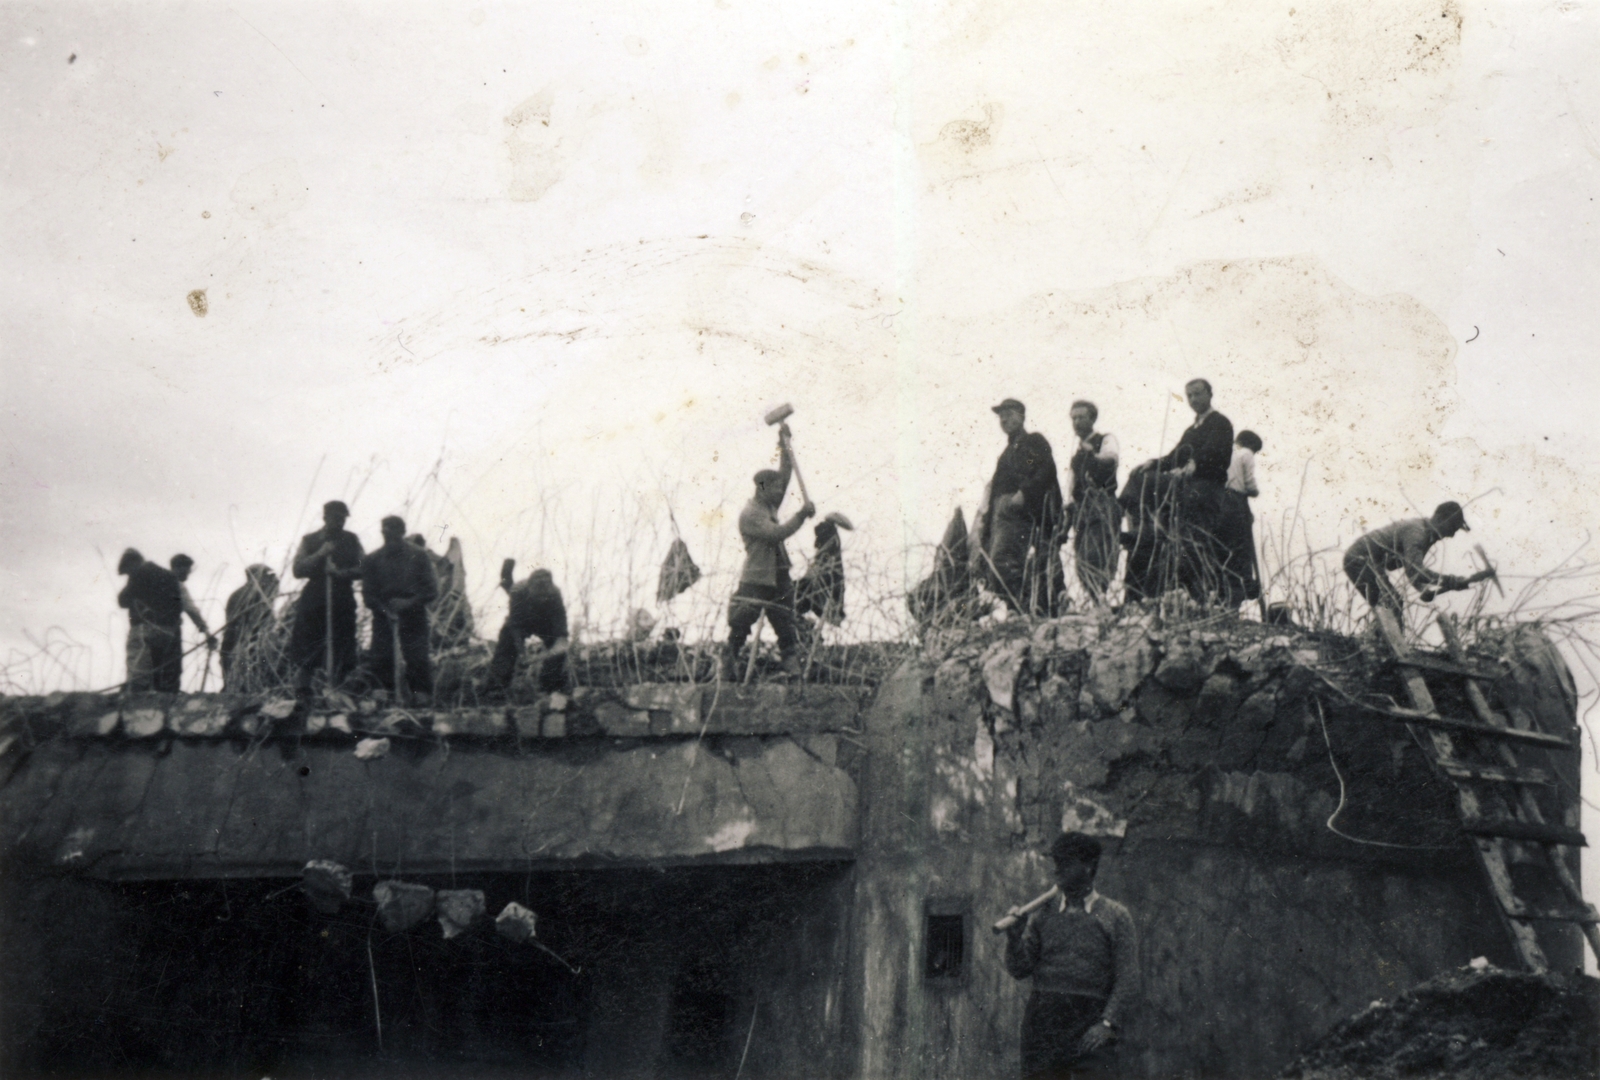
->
487, 563, 571, 695
1343, 501, 1484, 618
1003, 833, 1139, 1080
360, 515, 439, 701
724, 423, 815, 678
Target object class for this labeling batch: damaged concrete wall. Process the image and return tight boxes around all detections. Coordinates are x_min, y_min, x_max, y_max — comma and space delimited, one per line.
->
0, 614, 1582, 1079
0, 684, 868, 878
844, 610, 1581, 1080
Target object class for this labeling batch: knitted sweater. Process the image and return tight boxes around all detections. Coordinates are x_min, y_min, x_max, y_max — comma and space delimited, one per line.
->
1004, 892, 1138, 1028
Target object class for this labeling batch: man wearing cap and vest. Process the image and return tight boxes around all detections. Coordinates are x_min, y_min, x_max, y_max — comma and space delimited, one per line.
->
724, 422, 815, 678
289, 500, 365, 694
1004, 832, 1139, 1079
1343, 501, 1481, 617
985, 398, 1066, 615
1065, 400, 1121, 604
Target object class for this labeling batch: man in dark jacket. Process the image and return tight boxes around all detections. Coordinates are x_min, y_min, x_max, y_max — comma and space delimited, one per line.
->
288, 500, 365, 694
1148, 379, 1234, 590
118, 548, 185, 693
985, 399, 1065, 615
360, 515, 440, 700
487, 564, 572, 694
1153, 379, 1233, 486
1004, 833, 1139, 1079
221, 564, 279, 691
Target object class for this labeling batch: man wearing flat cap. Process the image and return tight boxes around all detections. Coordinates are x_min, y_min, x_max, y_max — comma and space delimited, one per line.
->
1004, 832, 1139, 1079
725, 421, 815, 678
1343, 500, 1486, 617
288, 500, 365, 695
985, 399, 1066, 615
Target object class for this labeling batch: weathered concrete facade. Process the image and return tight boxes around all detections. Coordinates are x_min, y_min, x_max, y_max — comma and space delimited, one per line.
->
0, 615, 1584, 1078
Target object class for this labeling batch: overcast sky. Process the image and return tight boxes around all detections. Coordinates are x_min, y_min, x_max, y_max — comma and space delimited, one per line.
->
3, 0, 1598, 915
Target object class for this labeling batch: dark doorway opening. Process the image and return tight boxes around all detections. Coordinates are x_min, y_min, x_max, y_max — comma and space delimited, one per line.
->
2, 861, 850, 1079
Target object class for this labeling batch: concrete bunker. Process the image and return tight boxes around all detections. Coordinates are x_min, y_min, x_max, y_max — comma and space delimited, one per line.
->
0, 607, 1589, 1077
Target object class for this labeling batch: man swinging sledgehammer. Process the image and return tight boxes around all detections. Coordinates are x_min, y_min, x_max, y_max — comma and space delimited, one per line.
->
723, 416, 815, 679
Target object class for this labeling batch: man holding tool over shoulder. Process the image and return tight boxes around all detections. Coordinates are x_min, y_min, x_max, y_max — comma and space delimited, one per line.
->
723, 408, 815, 680
1000, 832, 1139, 1080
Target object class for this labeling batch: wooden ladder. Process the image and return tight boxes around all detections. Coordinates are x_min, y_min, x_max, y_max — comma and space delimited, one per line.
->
1373, 608, 1598, 972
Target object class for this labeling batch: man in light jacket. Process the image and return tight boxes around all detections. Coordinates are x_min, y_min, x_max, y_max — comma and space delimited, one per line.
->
724, 422, 815, 677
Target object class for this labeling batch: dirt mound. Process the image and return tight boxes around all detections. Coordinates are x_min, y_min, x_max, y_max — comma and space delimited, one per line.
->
1281, 964, 1600, 1080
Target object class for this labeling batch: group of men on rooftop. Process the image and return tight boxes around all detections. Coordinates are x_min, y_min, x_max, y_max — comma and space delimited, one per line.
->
119, 385, 1487, 700
117, 500, 573, 701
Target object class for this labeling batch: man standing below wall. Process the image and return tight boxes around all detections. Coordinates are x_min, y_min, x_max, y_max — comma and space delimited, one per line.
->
986, 398, 1065, 615
1004, 833, 1138, 1080
724, 422, 815, 678
1065, 401, 1121, 604
360, 515, 440, 701
117, 548, 184, 694
289, 500, 365, 696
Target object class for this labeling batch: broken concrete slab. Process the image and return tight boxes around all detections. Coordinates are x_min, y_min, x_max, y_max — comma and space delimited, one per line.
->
980, 638, 1030, 713
593, 700, 652, 737
623, 684, 703, 731
373, 880, 434, 932
436, 888, 486, 938
1086, 626, 1156, 712
172, 698, 229, 737
513, 706, 542, 739
122, 708, 165, 738
1155, 639, 1209, 693
431, 708, 507, 737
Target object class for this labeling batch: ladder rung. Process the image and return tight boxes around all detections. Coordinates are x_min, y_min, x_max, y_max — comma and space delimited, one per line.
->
1437, 762, 1554, 786
1389, 654, 1508, 681
1366, 707, 1577, 751
1502, 902, 1600, 925
1463, 819, 1588, 847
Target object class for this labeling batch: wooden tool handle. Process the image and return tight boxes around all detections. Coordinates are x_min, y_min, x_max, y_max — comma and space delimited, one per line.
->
781, 430, 812, 505
991, 885, 1061, 934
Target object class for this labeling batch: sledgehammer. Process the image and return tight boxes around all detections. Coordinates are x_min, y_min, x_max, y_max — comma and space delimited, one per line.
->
763, 403, 811, 505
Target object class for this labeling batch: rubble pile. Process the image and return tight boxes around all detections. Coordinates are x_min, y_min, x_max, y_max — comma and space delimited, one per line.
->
1280, 964, 1600, 1080
914, 603, 1577, 857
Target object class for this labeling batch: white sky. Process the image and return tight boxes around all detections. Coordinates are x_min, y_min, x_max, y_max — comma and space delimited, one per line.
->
3, 0, 1598, 952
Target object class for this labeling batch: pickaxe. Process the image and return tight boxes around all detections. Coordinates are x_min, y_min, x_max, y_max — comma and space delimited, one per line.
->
1473, 543, 1505, 598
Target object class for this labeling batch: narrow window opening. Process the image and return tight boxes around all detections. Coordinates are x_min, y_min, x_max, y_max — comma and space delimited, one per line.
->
925, 913, 966, 981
